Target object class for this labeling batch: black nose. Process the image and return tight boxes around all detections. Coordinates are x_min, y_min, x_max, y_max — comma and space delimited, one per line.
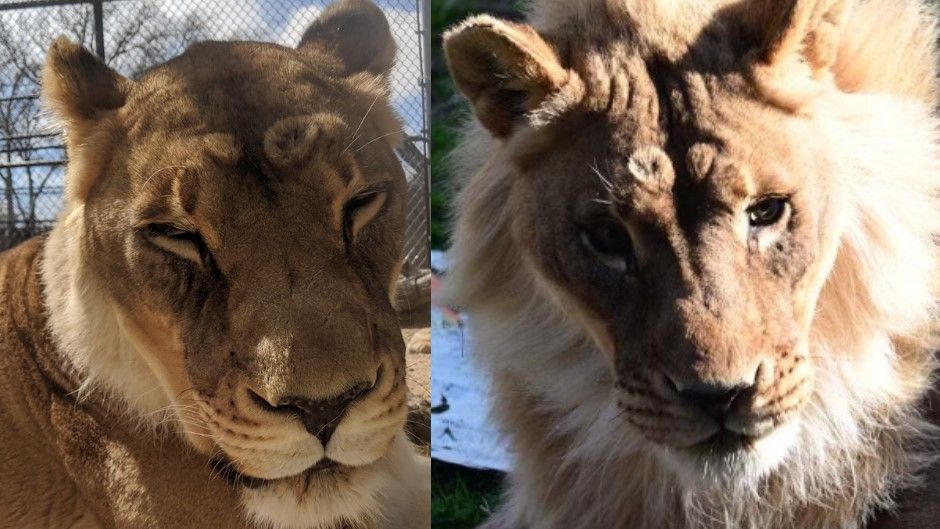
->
675, 381, 746, 421
253, 382, 372, 444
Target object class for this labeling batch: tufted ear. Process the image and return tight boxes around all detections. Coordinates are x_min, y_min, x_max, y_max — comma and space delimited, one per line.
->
299, 0, 396, 77
740, 0, 851, 77
42, 37, 132, 202
444, 15, 583, 137
444, 15, 580, 138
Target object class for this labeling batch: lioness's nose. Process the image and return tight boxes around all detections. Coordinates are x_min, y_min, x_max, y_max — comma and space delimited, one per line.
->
251, 382, 373, 444
285, 382, 373, 443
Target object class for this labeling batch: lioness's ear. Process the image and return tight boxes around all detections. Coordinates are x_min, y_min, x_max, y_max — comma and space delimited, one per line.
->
741, 0, 850, 77
299, 0, 396, 77
42, 37, 132, 203
42, 37, 131, 130
444, 16, 580, 138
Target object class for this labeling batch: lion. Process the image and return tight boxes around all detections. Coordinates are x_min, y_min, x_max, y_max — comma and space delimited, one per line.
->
442, 0, 940, 528
0, 1, 430, 528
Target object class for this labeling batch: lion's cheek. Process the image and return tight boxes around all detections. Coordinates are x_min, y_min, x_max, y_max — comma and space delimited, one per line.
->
327, 362, 409, 466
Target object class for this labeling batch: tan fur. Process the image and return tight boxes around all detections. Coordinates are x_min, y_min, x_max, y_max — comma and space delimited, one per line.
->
444, 0, 940, 528
0, 1, 429, 528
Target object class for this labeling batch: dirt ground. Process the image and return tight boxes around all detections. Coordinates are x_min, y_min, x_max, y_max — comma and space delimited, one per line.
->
404, 327, 431, 449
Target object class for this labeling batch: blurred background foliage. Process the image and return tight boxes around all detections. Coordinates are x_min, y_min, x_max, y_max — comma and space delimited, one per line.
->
430, 5, 519, 528
430, 0, 522, 249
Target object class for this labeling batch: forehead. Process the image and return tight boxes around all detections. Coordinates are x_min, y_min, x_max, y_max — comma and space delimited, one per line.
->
128, 134, 332, 226
519, 38, 818, 200
570, 34, 759, 149
117, 41, 400, 210
113, 42, 404, 244
123, 42, 352, 138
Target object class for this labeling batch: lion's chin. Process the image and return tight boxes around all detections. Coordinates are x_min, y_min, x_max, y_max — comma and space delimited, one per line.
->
237, 453, 395, 529
214, 457, 350, 490
658, 419, 802, 489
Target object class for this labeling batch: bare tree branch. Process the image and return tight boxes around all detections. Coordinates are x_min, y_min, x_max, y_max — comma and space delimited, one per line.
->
0, 1, 208, 247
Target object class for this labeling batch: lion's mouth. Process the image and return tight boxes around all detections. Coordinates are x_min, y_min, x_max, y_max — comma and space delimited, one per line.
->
687, 429, 753, 455
213, 457, 346, 489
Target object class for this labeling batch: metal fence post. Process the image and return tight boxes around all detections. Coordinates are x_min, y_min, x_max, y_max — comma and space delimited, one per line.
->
419, 0, 431, 268
92, 0, 105, 59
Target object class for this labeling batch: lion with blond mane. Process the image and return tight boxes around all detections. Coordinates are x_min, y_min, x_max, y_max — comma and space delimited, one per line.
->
443, 0, 940, 528
0, 1, 429, 528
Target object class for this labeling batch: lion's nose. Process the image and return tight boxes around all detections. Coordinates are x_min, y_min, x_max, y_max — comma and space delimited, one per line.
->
677, 382, 745, 420
250, 382, 373, 444
666, 367, 760, 422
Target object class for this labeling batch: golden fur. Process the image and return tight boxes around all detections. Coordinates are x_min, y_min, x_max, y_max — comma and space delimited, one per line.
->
444, 0, 940, 528
0, 1, 429, 528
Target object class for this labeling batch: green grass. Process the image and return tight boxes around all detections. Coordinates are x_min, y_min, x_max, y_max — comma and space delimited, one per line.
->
432, 460, 504, 529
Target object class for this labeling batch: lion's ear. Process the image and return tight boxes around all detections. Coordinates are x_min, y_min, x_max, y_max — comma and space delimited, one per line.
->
42, 37, 131, 130
444, 16, 579, 138
42, 37, 132, 203
299, 0, 396, 77
741, 0, 850, 77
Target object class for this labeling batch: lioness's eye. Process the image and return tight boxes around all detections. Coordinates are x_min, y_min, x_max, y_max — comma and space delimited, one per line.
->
143, 223, 209, 266
580, 222, 637, 274
343, 189, 387, 245
747, 197, 789, 227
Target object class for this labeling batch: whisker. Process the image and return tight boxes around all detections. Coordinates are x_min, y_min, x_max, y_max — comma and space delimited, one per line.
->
590, 160, 615, 194
343, 93, 382, 154
354, 130, 403, 153
141, 165, 187, 192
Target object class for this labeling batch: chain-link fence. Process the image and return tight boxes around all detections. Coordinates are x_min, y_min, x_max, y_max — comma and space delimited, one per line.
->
0, 0, 430, 269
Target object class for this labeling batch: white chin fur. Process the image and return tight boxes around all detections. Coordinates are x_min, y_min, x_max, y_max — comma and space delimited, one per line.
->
660, 420, 801, 490
242, 433, 428, 529
243, 468, 387, 529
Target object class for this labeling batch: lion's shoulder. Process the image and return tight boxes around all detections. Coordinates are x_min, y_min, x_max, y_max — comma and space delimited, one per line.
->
0, 236, 74, 422
0, 236, 47, 360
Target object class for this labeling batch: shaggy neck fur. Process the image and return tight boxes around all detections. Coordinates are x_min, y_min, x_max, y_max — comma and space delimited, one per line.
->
41, 205, 173, 421
463, 279, 936, 529
446, 1, 940, 528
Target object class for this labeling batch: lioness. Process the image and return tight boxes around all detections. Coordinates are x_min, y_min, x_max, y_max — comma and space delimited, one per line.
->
443, 0, 940, 528
0, 1, 429, 528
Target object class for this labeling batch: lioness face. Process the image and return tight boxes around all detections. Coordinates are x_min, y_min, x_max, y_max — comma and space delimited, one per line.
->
43, 0, 409, 505
445, 6, 863, 484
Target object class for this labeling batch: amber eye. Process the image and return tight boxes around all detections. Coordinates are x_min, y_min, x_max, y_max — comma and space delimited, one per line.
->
747, 197, 788, 227
580, 222, 637, 273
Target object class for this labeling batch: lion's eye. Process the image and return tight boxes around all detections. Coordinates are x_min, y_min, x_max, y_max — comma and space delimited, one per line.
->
580, 222, 637, 274
747, 197, 788, 227
343, 188, 387, 246
143, 223, 208, 266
